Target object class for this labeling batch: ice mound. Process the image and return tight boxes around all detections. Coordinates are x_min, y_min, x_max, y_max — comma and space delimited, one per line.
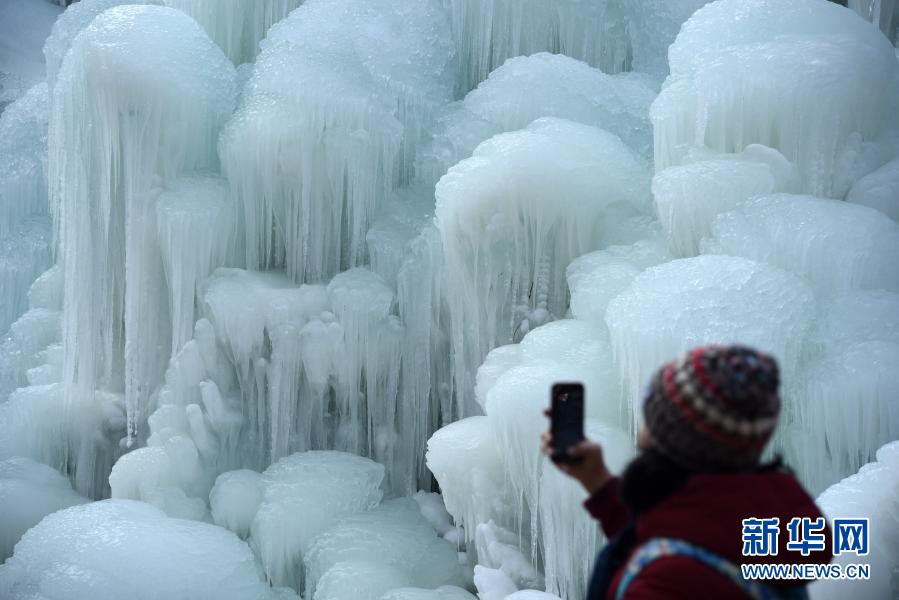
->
419, 53, 659, 185
0, 499, 292, 600
442, 0, 629, 94
314, 561, 410, 600
702, 194, 899, 293
436, 117, 651, 416
426, 416, 511, 539
652, 0, 899, 197
606, 255, 816, 428
43, 0, 160, 94
0, 457, 86, 560
811, 442, 899, 600
304, 498, 466, 599
846, 156, 899, 222
246, 451, 385, 591
162, 0, 306, 64
50, 4, 237, 449
380, 587, 476, 600
652, 145, 795, 257
220, 0, 454, 283
566, 239, 671, 329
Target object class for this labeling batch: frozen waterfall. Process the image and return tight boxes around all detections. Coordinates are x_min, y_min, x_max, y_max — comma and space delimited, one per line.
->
1, 0, 898, 599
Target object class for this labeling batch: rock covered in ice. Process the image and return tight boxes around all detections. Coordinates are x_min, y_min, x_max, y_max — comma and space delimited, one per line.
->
504, 592, 562, 600
474, 522, 542, 591
472, 565, 518, 600
442, 0, 629, 94
314, 560, 410, 600
811, 442, 899, 600
436, 117, 651, 416
652, 0, 899, 197
0, 499, 293, 600
162, 0, 306, 64
51, 4, 237, 451
702, 194, 899, 293
0, 83, 48, 238
0, 218, 52, 336
304, 498, 466, 599
566, 239, 671, 329
419, 53, 658, 185
248, 451, 385, 591
0, 457, 87, 561
606, 255, 815, 429
652, 145, 795, 257
846, 156, 899, 222
220, 0, 454, 283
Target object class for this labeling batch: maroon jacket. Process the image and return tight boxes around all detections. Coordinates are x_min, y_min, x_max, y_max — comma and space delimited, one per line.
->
585, 471, 832, 599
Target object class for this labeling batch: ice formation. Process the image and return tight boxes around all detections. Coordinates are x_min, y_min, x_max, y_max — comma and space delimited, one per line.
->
436, 117, 652, 416
50, 5, 237, 458
652, 0, 899, 197
220, 0, 454, 283
418, 53, 658, 185
0, 499, 295, 600
2, 0, 899, 599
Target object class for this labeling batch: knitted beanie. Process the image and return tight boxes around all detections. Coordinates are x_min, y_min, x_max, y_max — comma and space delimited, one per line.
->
642, 345, 781, 472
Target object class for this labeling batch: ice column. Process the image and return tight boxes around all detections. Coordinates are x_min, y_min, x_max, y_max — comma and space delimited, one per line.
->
50, 6, 236, 445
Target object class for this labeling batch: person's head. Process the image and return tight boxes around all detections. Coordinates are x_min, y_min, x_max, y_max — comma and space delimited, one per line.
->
622, 344, 781, 513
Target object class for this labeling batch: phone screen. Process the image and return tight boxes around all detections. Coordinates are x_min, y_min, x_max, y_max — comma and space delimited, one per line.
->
550, 382, 585, 463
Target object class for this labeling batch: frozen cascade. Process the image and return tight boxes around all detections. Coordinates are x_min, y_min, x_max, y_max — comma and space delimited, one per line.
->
220, 0, 455, 283
2, 0, 899, 599
652, 0, 899, 197
50, 5, 237, 454
436, 117, 652, 417
418, 53, 659, 187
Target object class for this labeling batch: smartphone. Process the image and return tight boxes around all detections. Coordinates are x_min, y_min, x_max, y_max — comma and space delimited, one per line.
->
550, 382, 585, 463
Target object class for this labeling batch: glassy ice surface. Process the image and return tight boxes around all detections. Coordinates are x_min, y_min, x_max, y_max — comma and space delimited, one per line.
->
0, 0, 898, 599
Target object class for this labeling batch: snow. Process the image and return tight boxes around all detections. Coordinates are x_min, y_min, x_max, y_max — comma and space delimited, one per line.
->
0, 499, 294, 600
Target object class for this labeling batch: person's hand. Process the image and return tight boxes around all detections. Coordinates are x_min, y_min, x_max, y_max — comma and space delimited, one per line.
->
541, 410, 612, 495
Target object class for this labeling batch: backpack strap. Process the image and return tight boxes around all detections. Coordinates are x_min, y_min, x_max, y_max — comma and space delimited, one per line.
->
614, 537, 780, 600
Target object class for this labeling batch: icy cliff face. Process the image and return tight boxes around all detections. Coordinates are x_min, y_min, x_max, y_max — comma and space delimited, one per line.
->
0, 0, 898, 599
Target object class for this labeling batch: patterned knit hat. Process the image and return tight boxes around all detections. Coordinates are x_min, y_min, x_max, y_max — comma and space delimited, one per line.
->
642, 345, 781, 472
